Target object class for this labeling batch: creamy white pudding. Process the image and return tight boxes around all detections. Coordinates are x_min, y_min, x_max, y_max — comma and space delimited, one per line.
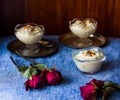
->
15, 24, 44, 44
69, 18, 97, 38
72, 47, 106, 74
74, 49, 104, 61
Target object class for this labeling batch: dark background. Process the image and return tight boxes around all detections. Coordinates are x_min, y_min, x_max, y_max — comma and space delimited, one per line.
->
0, 0, 120, 37
0, 0, 24, 36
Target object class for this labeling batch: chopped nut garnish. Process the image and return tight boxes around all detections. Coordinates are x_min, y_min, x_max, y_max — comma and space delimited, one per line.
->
82, 50, 96, 57
24, 25, 32, 29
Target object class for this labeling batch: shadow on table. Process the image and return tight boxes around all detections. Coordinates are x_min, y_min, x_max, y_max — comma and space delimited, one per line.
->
61, 76, 73, 85
100, 60, 120, 72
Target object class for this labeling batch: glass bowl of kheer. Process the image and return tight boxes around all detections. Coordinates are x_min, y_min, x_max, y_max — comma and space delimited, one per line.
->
14, 23, 45, 54
72, 46, 106, 74
69, 18, 97, 38
15, 23, 45, 45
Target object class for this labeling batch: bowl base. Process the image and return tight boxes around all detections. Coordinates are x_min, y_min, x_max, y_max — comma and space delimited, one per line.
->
7, 39, 58, 57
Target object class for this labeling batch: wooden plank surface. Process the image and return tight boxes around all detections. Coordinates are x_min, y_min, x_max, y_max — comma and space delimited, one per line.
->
1, 0, 120, 37
24, 0, 120, 37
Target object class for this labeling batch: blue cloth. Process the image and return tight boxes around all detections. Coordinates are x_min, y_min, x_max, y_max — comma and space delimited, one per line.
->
0, 35, 120, 100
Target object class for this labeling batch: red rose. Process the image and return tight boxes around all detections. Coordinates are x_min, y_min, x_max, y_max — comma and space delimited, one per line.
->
25, 75, 46, 91
45, 69, 63, 85
80, 85, 96, 100
80, 79, 104, 100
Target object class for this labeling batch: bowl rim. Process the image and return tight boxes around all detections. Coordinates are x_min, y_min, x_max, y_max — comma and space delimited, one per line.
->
72, 46, 106, 62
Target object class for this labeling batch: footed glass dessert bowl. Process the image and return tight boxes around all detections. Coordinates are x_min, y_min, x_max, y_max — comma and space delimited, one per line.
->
69, 18, 98, 47
7, 23, 58, 57
69, 18, 97, 38
15, 23, 45, 54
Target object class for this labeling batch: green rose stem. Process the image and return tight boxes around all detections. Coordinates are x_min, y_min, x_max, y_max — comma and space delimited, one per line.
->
102, 86, 119, 100
118, 85, 120, 89
10, 56, 48, 79
10, 56, 19, 68
10, 56, 35, 79
15, 51, 37, 64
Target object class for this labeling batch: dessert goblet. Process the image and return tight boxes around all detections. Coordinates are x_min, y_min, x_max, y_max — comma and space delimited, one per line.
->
69, 18, 98, 46
15, 23, 45, 55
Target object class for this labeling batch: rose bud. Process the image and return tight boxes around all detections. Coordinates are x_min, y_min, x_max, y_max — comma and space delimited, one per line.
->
25, 75, 46, 91
45, 69, 63, 85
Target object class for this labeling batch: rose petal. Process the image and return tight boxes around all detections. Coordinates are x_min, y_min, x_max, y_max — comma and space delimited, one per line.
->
80, 85, 96, 100
24, 80, 31, 91
87, 79, 104, 89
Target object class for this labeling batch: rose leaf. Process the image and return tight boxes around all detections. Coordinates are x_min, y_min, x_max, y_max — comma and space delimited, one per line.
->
31, 63, 48, 71
19, 66, 37, 79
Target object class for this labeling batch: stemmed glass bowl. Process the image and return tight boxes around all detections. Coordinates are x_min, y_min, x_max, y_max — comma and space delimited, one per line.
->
69, 18, 98, 46
15, 23, 45, 54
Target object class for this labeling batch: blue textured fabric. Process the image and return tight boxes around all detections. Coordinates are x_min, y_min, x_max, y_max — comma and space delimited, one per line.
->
0, 35, 120, 100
